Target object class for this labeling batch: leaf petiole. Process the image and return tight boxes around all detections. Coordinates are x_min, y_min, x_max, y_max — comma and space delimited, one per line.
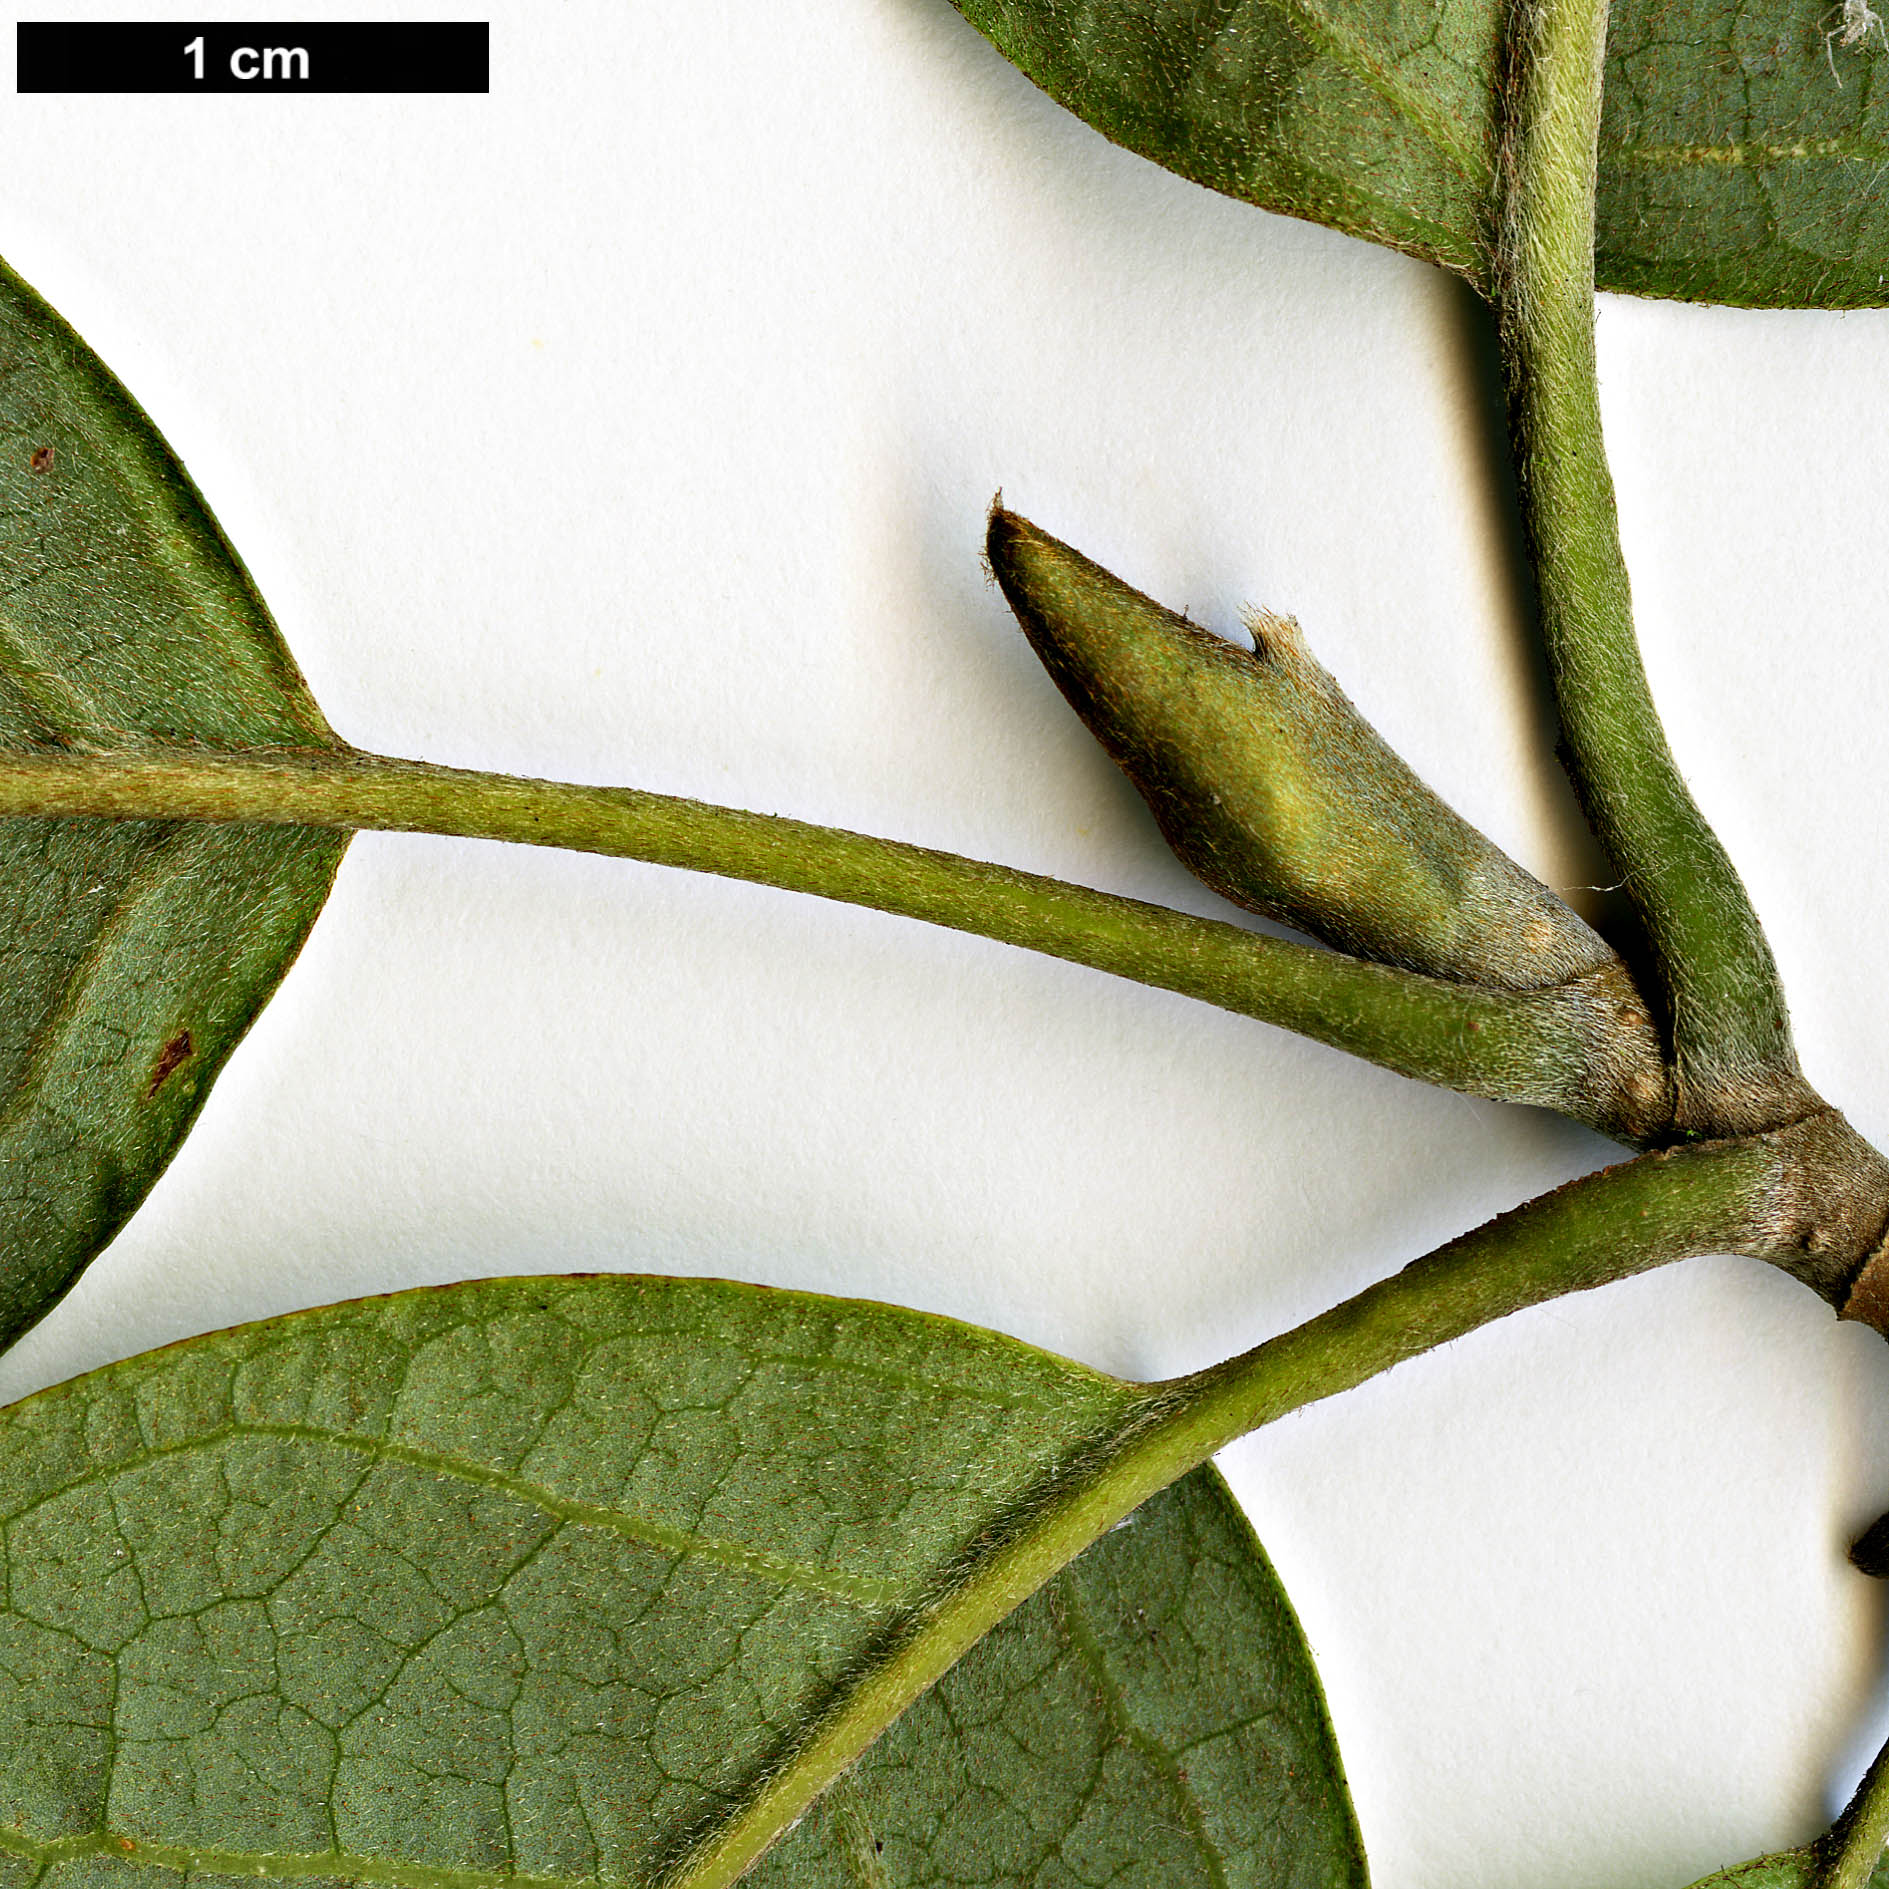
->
670, 1124, 1868, 1884
0, 744, 1671, 1138
1492, 0, 1807, 1132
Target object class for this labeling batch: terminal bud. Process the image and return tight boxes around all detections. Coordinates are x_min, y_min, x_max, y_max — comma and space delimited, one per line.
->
988, 506, 1616, 992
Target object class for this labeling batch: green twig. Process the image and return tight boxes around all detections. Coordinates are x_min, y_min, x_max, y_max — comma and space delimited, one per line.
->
0, 746, 1670, 1139
1491, 0, 1803, 1133
1815, 1733, 1889, 1889
670, 1125, 1837, 1886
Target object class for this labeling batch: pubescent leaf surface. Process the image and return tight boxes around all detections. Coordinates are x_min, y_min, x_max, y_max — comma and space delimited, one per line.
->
950, 0, 1889, 306
951, 0, 1502, 280
0, 1272, 1366, 1888
757, 1463, 1363, 1887
0, 257, 346, 1347
1600, 0, 1889, 307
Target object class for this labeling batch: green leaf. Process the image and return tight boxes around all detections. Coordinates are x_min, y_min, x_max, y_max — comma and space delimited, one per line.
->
0, 1270, 1364, 1889
1598, 0, 1889, 308
754, 1462, 1366, 1888
949, 0, 1502, 282
1685, 1856, 1814, 1887
948, 0, 1889, 306
0, 256, 346, 1348
1685, 1850, 1889, 1886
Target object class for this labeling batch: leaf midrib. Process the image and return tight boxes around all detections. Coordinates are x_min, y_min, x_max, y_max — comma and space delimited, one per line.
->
1604, 134, 1889, 164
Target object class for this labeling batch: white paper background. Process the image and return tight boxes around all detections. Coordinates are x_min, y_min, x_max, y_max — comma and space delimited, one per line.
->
5, 5, 1889, 1884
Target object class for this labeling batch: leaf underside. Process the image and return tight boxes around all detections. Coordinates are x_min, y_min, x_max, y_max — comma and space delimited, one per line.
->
0, 257, 346, 1348
949, 0, 1889, 307
1601, 0, 1889, 307
756, 1466, 1365, 1888
950, 0, 1500, 279
0, 1271, 1365, 1889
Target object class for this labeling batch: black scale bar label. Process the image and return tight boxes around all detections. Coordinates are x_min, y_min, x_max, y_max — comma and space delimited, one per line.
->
17, 22, 489, 93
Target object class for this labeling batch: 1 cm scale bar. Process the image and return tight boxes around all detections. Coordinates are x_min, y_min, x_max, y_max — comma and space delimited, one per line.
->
17, 22, 488, 93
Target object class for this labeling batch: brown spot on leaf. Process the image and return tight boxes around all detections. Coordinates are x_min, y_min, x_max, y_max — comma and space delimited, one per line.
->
28, 445, 53, 474
146, 1029, 194, 1099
